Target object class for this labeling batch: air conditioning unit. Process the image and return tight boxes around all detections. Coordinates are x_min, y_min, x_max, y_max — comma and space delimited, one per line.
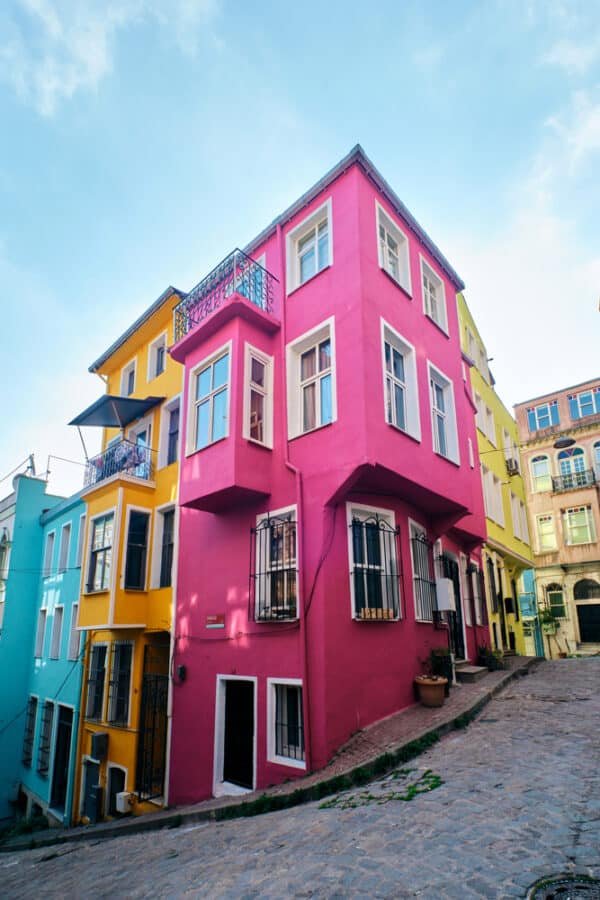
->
435, 577, 456, 612
506, 458, 520, 476
115, 791, 133, 814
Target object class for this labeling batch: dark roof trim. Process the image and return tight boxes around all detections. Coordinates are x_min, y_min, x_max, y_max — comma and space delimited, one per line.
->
89, 285, 185, 373
514, 376, 600, 409
243, 144, 465, 290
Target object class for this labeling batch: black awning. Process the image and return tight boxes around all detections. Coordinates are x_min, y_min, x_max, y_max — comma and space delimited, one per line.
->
69, 395, 165, 428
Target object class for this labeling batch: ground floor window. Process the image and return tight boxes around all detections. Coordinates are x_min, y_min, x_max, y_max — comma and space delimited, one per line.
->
272, 682, 304, 764
546, 583, 566, 619
37, 701, 54, 777
86, 644, 107, 720
107, 642, 133, 726
22, 696, 38, 767
348, 505, 400, 621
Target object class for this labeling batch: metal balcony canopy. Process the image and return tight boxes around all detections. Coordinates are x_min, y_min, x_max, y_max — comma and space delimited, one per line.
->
69, 395, 164, 428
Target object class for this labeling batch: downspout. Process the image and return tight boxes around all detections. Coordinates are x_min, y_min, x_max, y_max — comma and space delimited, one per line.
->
277, 222, 312, 774
72, 629, 92, 824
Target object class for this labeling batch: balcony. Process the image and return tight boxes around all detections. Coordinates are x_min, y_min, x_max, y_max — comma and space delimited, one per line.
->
84, 440, 155, 488
551, 469, 596, 493
173, 249, 278, 344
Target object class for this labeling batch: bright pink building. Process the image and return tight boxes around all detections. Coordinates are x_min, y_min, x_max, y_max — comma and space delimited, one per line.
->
169, 146, 488, 803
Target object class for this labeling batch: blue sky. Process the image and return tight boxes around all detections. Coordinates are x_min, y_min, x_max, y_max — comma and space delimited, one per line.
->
1, 0, 599, 495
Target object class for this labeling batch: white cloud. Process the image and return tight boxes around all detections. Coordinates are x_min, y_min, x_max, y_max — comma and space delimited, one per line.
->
0, 0, 219, 116
544, 89, 600, 171
542, 38, 600, 74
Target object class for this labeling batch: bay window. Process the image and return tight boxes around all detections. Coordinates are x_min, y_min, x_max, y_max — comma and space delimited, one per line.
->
189, 345, 230, 452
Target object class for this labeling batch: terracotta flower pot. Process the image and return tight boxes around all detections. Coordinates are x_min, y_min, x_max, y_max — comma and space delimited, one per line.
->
414, 675, 448, 708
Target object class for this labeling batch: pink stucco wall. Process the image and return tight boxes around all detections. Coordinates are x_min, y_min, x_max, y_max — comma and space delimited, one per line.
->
169, 162, 487, 805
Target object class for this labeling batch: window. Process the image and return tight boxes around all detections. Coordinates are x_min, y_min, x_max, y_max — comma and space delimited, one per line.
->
87, 514, 114, 592
58, 523, 71, 573
428, 364, 459, 463
107, 766, 127, 816
546, 583, 566, 619
531, 455, 552, 492
159, 509, 175, 589
167, 404, 179, 465
377, 204, 411, 293
382, 322, 420, 440
484, 406, 496, 446
527, 400, 559, 431
76, 515, 86, 567
107, 642, 133, 726
348, 505, 400, 621
574, 579, 600, 600
273, 683, 304, 764
191, 348, 230, 451
536, 515, 556, 552
50, 607, 63, 659
557, 447, 588, 487
563, 506, 595, 545
68, 604, 81, 660
482, 468, 504, 526
594, 441, 600, 476
519, 501, 529, 543
86, 644, 107, 720
22, 696, 38, 766
287, 319, 336, 439
43, 531, 55, 577
243, 345, 273, 447
0, 532, 9, 579
420, 257, 447, 331
121, 360, 136, 396
471, 565, 484, 625
148, 333, 167, 380
468, 437, 475, 468
37, 702, 54, 776
124, 510, 150, 590
158, 397, 180, 468
474, 393, 484, 432
252, 509, 297, 621
409, 522, 436, 622
286, 199, 332, 291
35, 608, 47, 657
568, 387, 600, 420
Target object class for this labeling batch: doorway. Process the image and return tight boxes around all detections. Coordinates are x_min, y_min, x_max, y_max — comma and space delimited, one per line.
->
50, 706, 73, 812
577, 604, 600, 643
440, 554, 465, 660
217, 678, 255, 792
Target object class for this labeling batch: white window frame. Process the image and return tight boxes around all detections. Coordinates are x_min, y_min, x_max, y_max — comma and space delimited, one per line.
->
485, 406, 496, 446
286, 317, 337, 439
427, 362, 459, 464
105, 763, 129, 817
76, 514, 86, 567
107, 640, 134, 727
58, 523, 71, 574
519, 500, 529, 543
420, 255, 447, 333
35, 608, 47, 658
468, 437, 475, 468
346, 502, 401, 621
380, 320, 421, 441
492, 473, 505, 527
536, 514, 557, 552
474, 392, 484, 432
286, 198, 333, 294
376, 202, 411, 295
49, 605, 64, 659
471, 564, 484, 625
409, 519, 435, 623
266, 677, 306, 769
563, 506, 596, 546
186, 341, 232, 456
68, 603, 82, 660
213, 675, 257, 795
86, 509, 116, 594
460, 552, 472, 627
530, 454, 552, 493
43, 531, 55, 578
150, 502, 177, 590
243, 343, 274, 448
147, 331, 168, 382
158, 394, 181, 469
120, 358, 136, 397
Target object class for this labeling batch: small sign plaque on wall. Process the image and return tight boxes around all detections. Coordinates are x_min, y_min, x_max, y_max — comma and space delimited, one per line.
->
205, 614, 225, 629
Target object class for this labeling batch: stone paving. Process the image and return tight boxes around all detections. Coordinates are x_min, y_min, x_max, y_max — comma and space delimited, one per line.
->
2, 658, 600, 898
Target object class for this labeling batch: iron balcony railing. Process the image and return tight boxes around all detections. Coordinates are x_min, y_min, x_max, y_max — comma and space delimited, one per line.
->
173, 248, 278, 343
552, 469, 596, 493
84, 439, 155, 487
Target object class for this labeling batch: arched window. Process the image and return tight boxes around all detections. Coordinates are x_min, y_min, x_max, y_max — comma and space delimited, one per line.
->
558, 446, 585, 475
574, 579, 600, 600
531, 455, 551, 492
546, 582, 566, 618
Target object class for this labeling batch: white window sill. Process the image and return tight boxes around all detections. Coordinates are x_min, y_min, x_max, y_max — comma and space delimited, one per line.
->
386, 421, 421, 444
185, 435, 229, 458
380, 265, 412, 298
414, 617, 435, 625
83, 588, 110, 596
424, 313, 449, 337
269, 755, 306, 770
353, 612, 399, 623
288, 420, 336, 442
287, 263, 331, 297
245, 437, 273, 451
433, 449, 460, 467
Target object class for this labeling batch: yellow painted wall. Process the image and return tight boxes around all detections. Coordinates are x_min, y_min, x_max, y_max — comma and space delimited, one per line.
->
458, 294, 533, 655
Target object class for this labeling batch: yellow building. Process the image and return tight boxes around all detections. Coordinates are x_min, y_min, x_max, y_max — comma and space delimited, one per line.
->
70, 286, 184, 822
458, 294, 533, 656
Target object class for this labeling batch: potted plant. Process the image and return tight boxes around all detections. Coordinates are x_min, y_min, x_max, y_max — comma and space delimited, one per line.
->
477, 645, 505, 671
429, 647, 452, 696
414, 674, 448, 708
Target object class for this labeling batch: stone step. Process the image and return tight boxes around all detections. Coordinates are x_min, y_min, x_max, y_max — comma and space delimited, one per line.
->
455, 664, 488, 683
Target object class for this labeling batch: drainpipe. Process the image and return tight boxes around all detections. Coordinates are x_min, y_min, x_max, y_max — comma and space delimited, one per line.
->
277, 222, 312, 774
72, 629, 92, 824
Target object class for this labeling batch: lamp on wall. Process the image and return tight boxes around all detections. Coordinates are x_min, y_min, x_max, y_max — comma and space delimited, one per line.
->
553, 437, 576, 450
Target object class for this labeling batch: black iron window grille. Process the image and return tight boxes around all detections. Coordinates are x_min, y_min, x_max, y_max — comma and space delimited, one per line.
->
86, 644, 107, 720
274, 684, 304, 762
552, 469, 596, 492
107, 642, 133, 726
410, 530, 437, 622
86, 513, 114, 593
37, 701, 54, 776
487, 558, 499, 614
124, 511, 150, 590
159, 509, 175, 589
22, 696, 38, 767
350, 514, 400, 621
136, 640, 169, 801
251, 514, 298, 621
173, 249, 278, 342
84, 439, 155, 488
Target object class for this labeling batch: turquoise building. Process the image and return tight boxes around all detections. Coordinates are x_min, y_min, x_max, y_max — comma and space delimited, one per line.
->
0, 475, 64, 823
17, 492, 86, 825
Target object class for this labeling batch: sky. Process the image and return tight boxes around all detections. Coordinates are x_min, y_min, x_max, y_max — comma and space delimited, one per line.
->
1, 0, 599, 497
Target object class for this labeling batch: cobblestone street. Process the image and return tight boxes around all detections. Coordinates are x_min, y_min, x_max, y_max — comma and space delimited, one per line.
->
3, 659, 600, 899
